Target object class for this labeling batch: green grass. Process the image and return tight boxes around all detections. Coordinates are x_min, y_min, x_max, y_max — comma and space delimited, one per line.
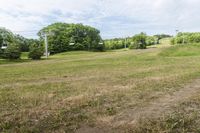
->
148, 37, 172, 49
1, 42, 200, 132
160, 43, 200, 57
21, 52, 29, 59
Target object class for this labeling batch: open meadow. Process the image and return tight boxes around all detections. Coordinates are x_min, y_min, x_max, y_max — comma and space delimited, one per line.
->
1, 40, 200, 132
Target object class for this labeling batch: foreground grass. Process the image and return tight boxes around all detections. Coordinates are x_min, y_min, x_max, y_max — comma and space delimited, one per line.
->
1, 43, 200, 132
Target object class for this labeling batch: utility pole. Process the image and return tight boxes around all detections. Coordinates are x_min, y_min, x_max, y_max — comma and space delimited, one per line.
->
124, 38, 127, 49
182, 30, 186, 44
43, 32, 54, 59
44, 33, 48, 59
175, 30, 179, 45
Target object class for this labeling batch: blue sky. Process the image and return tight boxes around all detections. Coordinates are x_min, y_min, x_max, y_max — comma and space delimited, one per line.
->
0, 0, 200, 39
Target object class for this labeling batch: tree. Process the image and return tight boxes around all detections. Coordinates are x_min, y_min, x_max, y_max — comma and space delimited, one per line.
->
172, 32, 200, 45
3, 43, 21, 59
146, 36, 156, 46
28, 45, 44, 60
104, 38, 130, 50
0, 28, 15, 48
0, 28, 40, 53
38, 23, 104, 53
132, 33, 147, 49
154, 34, 172, 44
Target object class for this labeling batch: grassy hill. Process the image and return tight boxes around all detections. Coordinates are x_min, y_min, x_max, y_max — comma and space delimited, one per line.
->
160, 43, 200, 57
1, 41, 200, 132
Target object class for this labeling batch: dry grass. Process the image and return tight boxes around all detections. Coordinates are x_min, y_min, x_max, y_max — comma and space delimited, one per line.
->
1, 42, 200, 132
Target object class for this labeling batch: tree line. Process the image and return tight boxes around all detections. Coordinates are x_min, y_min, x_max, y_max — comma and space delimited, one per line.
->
0, 23, 172, 60
0, 23, 104, 60
171, 32, 200, 44
0, 28, 41, 59
104, 33, 171, 50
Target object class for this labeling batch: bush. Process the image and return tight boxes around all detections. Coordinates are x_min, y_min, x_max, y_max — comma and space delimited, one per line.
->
129, 42, 145, 49
146, 36, 156, 46
170, 38, 175, 45
132, 33, 147, 49
132, 42, 146, 49
105, 40, 124, 50
3, 44, 21, 59
28, 46, 44, 60
129, 43, 136, 49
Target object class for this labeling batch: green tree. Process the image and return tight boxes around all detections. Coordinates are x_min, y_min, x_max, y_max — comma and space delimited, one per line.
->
38, 23, 104, 53
0, 28, 40, 52
154, 34, 172, 44
14, 35, 30, 52
14, 35, 40, 52
0, 28, 15, 48
104, 38, 128, 50
146, 36, 156, 46
3, 44, 21, 59
132, 33, 147, 49
28, 45, 44, 60
172, 32, 200, 45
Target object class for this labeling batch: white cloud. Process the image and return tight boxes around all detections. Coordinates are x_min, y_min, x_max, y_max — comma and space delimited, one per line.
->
0, 0, 200, 38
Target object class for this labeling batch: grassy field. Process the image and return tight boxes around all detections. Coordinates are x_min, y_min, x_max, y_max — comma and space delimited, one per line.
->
1, 40, 200, 132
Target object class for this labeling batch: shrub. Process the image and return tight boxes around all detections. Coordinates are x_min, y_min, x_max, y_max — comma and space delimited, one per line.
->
28, 46, 44, 60
132, 33, 147, 49
133, 42, 146, 49
146, 36, 156, 46
129, 43, 136, 49
105, 40, 124, 50
3, 44, 21, 59
170, 38, 175, 45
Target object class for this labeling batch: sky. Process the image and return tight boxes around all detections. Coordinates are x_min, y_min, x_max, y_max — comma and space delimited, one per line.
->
0, 0, 200, 39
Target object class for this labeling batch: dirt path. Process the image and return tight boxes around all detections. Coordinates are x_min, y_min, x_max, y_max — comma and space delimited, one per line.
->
112, 78, 200, 127
76, 79, 200, 133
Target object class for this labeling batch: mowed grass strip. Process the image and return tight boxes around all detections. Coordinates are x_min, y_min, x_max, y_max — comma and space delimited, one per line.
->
1, 44, 200, 132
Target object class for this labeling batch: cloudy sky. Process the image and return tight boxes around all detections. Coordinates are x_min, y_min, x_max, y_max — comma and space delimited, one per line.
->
0, 0, 200, 39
